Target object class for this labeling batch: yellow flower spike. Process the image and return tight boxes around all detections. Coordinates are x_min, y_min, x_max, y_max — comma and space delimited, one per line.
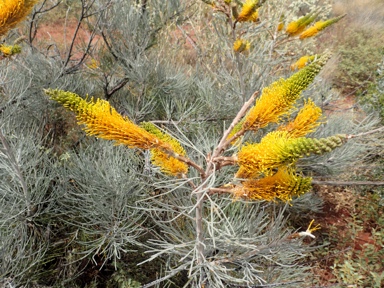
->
248, 8, 259, 22
276, 14, 285, 32
233, 39, 251, 53
243, 52, 331, 131
291, 55, 317, 70
237, 0, 259, 22
236, 131, 346, 178
45, 89, 165, 150
285, 10, 319, 36
0, 0, 39, 37
300, 14, 346, 40
298, 219, 321, 238
87, 58, 100, 70
236, 131, 291, 178
232, 168, 312, 202
278, 99, 323, 138
141, 122, 188, 176
0, 44, 21, 57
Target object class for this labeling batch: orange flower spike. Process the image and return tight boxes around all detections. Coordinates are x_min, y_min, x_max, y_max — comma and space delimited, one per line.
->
237, 0, 259, 22
0, 0, 39, 36
236, 131, 345, 178
300, 14, 346, 39
291, 55, 317, 70
277, 14, 285, 32
232, 168, 312, 202
45, 89, 164, 150
141, 122, 188, 176
233, 39, 251, 53
278, 99, 323, 138
243, 52, 331, 131
285, 10, 319, 36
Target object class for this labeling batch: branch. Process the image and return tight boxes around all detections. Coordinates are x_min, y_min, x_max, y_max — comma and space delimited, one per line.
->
105, 78, 130, 100
347, 126, 384, 139
28, 0, 62, 45
312, 180, 384, 186
212, 155, 237, 171
208, 187, 232, 196
207, 91, 258, 173
228, 280, 305, 288
142, 264, 189, 288
160, 147, 206, 178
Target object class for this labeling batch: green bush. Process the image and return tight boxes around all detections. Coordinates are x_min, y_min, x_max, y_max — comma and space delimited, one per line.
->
333, 28, 383, 95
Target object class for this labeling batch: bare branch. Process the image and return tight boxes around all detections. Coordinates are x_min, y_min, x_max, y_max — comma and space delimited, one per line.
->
208, 91, 258, 173
312, 179, 384, 186
347, 126, 384, 139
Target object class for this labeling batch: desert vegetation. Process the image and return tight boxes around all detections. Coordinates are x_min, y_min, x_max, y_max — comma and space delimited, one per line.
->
0, 0, 383, 287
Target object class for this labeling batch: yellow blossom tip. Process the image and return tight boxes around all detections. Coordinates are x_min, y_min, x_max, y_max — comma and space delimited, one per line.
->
237, 0, 259, 22
233, 39, 251, 53
0, 44, 21, 57
236, 131, 344, 177
140, 122, 188, 176
285, 10, 320, 36
291, 55, 317, 70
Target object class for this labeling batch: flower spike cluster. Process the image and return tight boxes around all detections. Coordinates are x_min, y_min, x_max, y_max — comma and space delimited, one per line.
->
236, 131, 345, 178
141, 122, 188, 176
242, 51, 331, 131
0, 0, 39, 36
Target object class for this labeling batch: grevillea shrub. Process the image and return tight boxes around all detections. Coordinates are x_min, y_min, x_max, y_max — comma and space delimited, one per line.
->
1, 0, 382, 287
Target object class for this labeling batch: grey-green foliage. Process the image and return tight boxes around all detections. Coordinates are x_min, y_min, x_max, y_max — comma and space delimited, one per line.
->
54, 140, 146, 269
139, 188, 315, 287
0, 125, 55, 284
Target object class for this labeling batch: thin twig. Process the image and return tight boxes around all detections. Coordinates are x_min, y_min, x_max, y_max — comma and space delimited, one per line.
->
228, 280, 305, 287
347, 126, 384, 139
142, 264, 189, 288
312, 180, 384, 186
208, 187, 232, 196
160, 147, 206, 178
29, 0, 62, 45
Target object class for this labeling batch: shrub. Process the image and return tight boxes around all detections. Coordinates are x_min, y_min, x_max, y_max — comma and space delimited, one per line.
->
1, 0, 383, 287
333, 28, 383, 95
